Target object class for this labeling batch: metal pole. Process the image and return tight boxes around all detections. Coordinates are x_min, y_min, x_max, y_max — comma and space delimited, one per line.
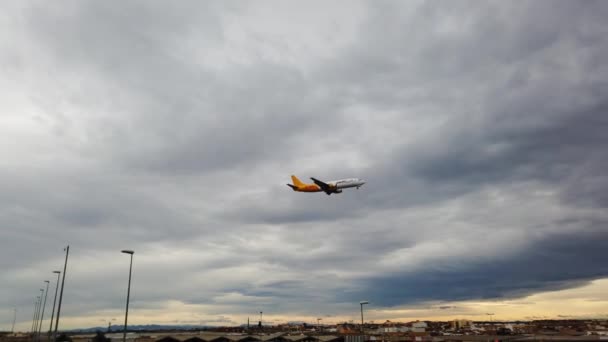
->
48, 271, 61, 337
360, 303, 363, 326
122, 250, 134, 342
39, 280, 50, 339
12, 308, 17, 333
54, 245, 69, 342
35, 290, 43, 334
30, 298, 37, 333
359, 301, 368, 329
32, 296, 40, 334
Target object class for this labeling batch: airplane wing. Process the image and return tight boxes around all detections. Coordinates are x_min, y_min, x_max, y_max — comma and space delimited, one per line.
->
310, 177, 334, 195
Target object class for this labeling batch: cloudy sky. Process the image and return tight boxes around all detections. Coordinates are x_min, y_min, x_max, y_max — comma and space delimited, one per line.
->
2, 0, 608, 331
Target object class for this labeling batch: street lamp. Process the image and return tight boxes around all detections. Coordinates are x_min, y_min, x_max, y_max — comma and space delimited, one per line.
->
102, 318, 117, 332
31, 296, 40, 334
486, 313, 494, 323
35, 288, 44, 335
121, 250, 134, 342
38, 280, 50, 340
48, 271, 61, 337
54, 245, 70, 342
359, 301, 369, 326
11, 308, 17, 334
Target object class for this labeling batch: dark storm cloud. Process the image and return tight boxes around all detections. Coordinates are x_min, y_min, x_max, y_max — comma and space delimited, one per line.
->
343, 228, 608, 306
404, 99, 608, 203
355, 0, 608, 208
21, 0, 346, 176
222, 0, 608, 308
227, 0, 608, 215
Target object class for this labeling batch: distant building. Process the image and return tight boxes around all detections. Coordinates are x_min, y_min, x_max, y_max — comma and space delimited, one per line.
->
379, 321, 410, 333
450, 320, 471, 330
336, 324, 358, 334
410, 322, 427, 333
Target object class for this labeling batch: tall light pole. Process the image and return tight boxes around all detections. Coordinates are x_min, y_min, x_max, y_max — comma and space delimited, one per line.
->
259, 311, 263, 328
121, 250, 134, 342
54, 245, 70, 342
11, 308, 17, 334
486, 313, 494, 323
38, 280, 50, 339
48, 271, 61, 337
35, 289, 44, 334
359, 301, 369, 326
30, 297, 36, 333
31, 296, 40, 334
104, 318, 116, 332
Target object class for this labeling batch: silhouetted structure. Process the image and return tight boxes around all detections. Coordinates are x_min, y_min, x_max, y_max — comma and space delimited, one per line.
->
56, 333, 73, 342
92, 331, 111, 342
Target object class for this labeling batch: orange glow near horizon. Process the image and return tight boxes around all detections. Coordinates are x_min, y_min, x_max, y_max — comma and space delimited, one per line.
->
12, 278, 608, 332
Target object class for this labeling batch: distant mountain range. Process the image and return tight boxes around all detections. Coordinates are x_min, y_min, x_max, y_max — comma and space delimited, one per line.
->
67, 321, 313, 333
67, 324, 212, 333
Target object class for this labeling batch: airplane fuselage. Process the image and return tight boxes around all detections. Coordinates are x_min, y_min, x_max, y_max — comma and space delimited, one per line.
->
287, 175, 365, 195
326, 178, 366, 190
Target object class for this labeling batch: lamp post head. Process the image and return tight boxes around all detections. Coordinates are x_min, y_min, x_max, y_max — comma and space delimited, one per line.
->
121, 250, 134, 255
44, 280, 50, 283
53, 271, 61, 274
360, 301, 369, 305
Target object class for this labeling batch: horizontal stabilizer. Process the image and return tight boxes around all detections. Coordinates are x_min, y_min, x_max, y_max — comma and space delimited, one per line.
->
286, 184, 297, 191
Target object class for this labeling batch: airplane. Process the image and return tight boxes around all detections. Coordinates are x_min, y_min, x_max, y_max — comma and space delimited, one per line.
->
286, 175, 366, 195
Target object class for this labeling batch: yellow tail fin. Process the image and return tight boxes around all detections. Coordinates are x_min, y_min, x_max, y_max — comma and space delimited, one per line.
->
291, 175, 305, 187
